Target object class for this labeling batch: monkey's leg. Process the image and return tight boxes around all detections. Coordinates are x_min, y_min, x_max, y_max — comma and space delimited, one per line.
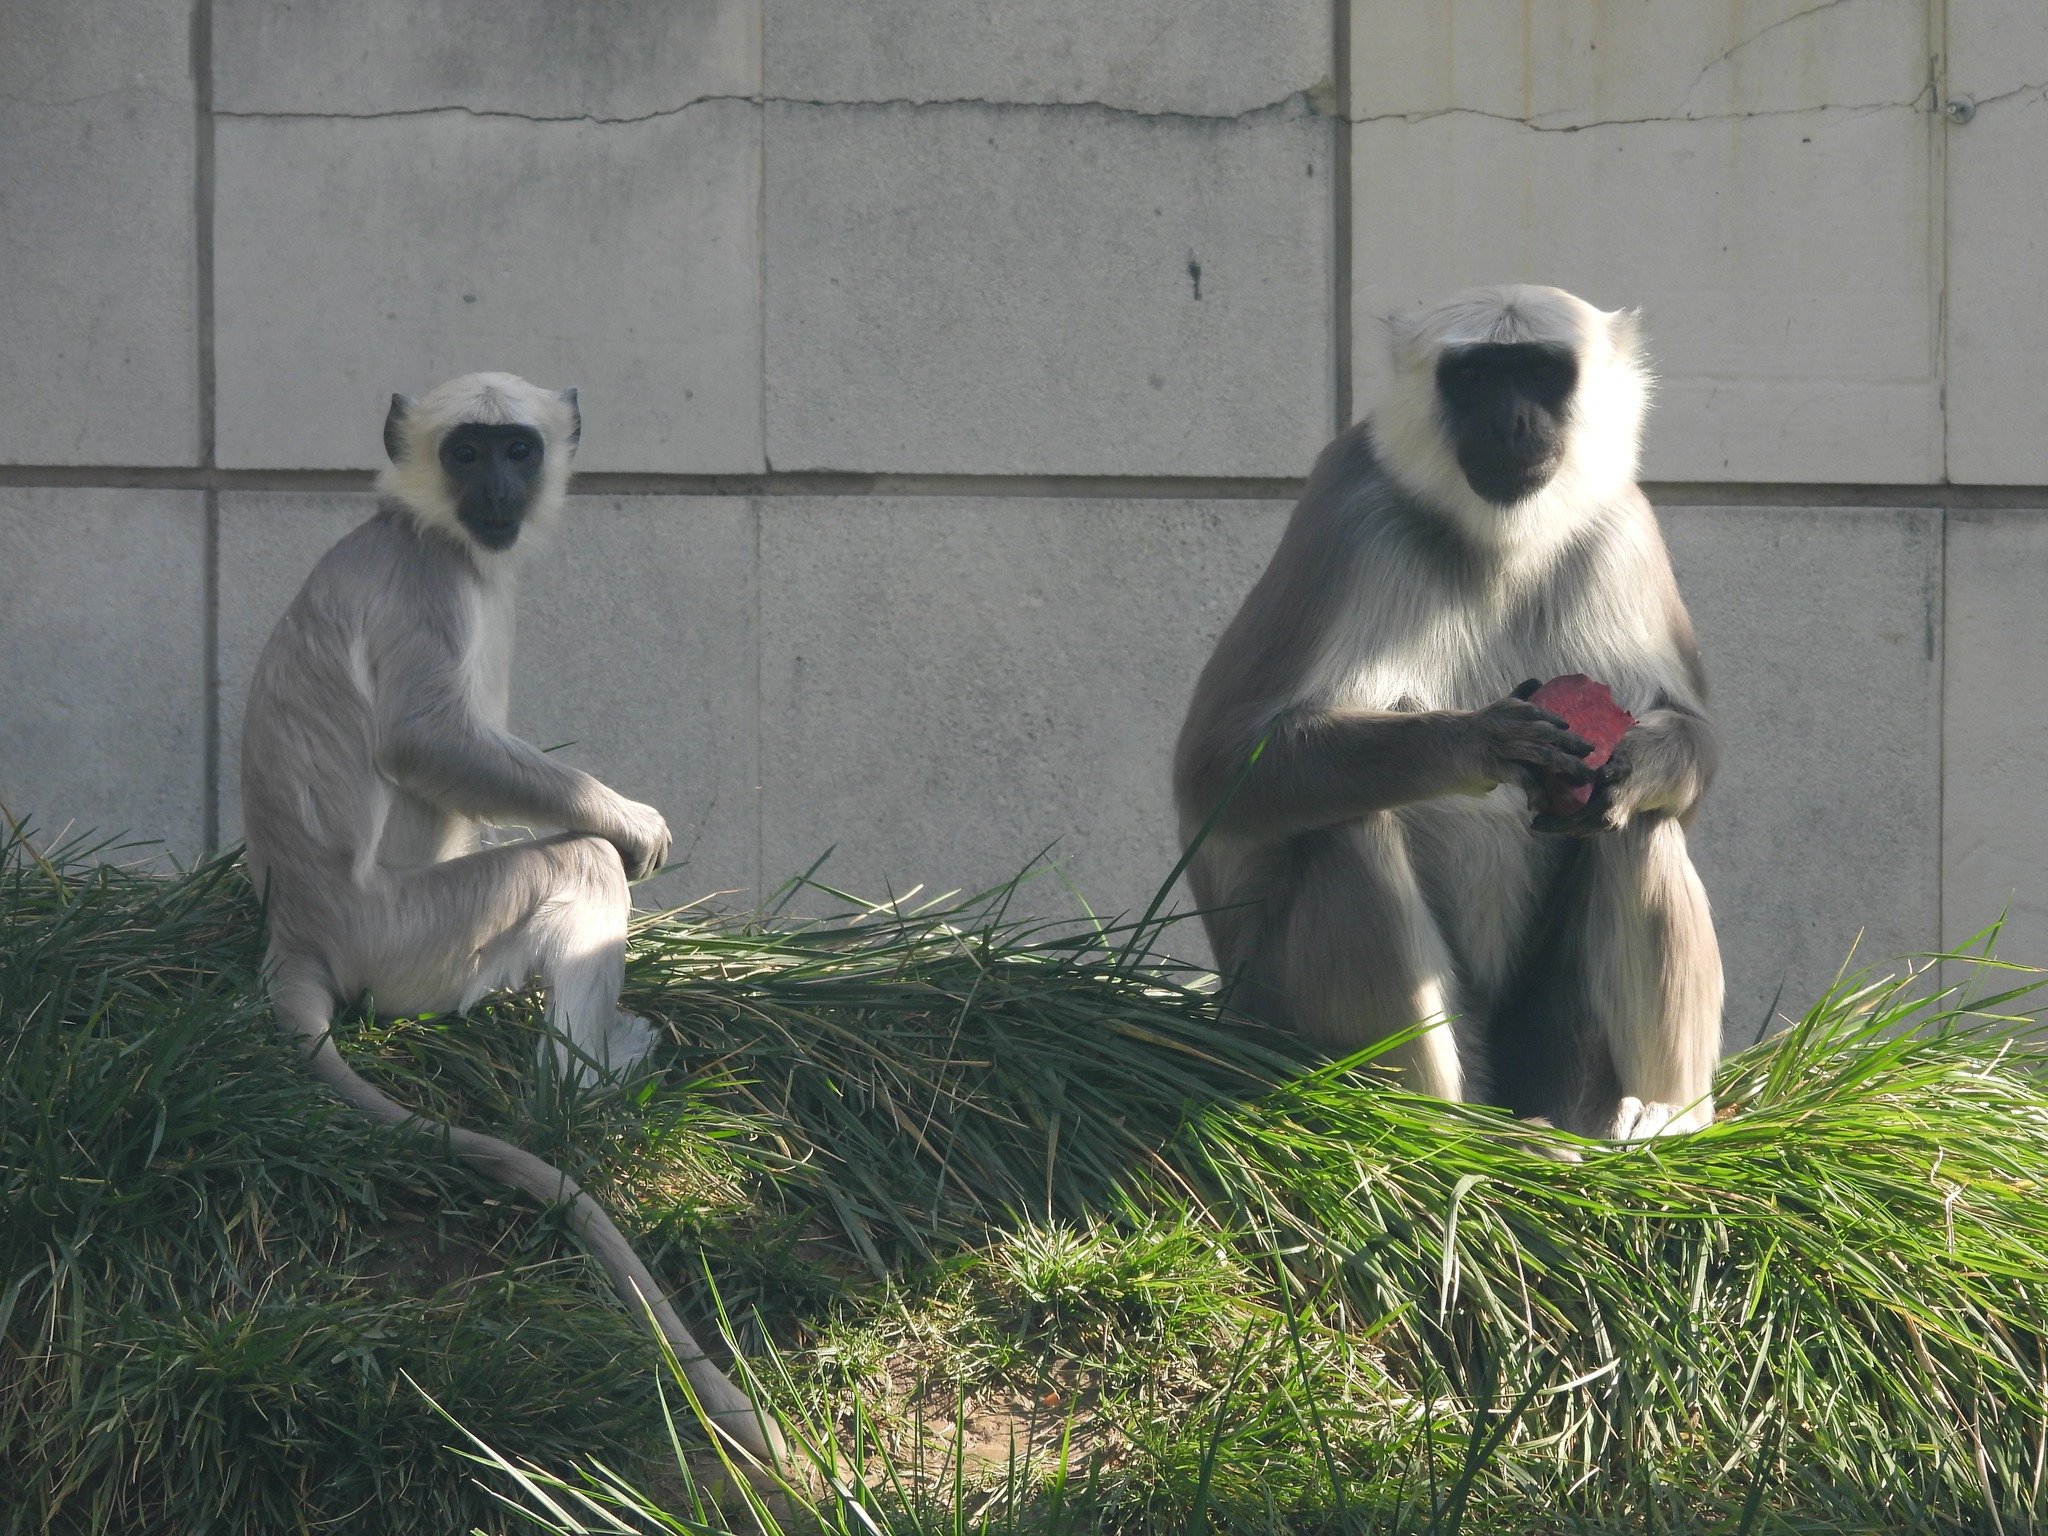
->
1568, 818, 1722, 1139
268, 843, 785, 1459
360, 833, 652, 1082
1250, 817, 1471, 1100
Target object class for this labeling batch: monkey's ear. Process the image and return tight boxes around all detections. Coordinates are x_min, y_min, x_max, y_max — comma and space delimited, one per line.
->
383, 394, 414, 464
1382, 307, 1427, 368
1604, 307, 1647, 365
557, 387, 582, 455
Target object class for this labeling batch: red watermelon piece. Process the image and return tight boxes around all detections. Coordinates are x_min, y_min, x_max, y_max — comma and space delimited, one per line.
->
1526, 674, 1635, 814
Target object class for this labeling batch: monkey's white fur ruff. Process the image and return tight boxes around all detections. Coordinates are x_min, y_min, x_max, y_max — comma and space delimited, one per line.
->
1375, 284, 1651, 565
378, 372, 579, 553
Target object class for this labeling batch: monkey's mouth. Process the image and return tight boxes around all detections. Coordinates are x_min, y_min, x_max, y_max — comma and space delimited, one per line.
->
1458, 447, 1563, 507
462, 511, 523, 549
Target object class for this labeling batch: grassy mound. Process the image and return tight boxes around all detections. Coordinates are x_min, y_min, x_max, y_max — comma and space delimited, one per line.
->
2, 828, 2044, 1534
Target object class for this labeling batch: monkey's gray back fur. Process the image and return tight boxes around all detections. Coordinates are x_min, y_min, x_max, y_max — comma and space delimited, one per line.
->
247, 506, 504, 907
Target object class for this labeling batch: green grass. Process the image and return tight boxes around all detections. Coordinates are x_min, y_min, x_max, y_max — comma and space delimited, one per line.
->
3, 820, 2045, 1534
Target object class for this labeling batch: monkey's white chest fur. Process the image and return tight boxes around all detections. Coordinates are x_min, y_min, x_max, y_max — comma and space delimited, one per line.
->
459, 579, 517, 728
1307, 529, 1686, 722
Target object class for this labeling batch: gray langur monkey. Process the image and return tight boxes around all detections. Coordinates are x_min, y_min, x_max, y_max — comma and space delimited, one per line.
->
1173, 286, 1721, 1142
241, 372, 779, 1456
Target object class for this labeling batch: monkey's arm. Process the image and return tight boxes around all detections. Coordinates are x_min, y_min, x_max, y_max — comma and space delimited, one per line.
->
373, 663, 670, 876
1615, 699, 1717, 819
1178, 695, 1593, 841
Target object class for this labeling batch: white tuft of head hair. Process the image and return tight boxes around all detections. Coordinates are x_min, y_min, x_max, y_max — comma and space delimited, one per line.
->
377, 371, 581, 553
1371, 285, 1651, 558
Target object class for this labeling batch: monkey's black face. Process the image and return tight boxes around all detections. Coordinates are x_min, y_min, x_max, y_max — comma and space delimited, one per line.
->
1434, 343, 1580, 506
440, 423, 546, 550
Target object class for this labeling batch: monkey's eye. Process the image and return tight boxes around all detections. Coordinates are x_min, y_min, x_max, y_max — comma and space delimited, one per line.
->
506, 440, 532, 461
452, 443, 479, 465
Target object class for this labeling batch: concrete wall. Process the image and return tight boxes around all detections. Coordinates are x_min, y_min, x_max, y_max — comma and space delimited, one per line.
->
4, 0, 2046, 1041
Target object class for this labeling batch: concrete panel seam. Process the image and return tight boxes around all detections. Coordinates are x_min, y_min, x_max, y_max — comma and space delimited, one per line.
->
1330, 0, 1352, 435
0, 468, 1311, 500
15, 469, 2048, 508
751, 498, 764, 903
1937, 504, 1949, 947
193, 0, 217, 464
203, 491, 219, 848
756, 5, 769, 476
1937, 19, 1951, 485
195, 0, 220, 847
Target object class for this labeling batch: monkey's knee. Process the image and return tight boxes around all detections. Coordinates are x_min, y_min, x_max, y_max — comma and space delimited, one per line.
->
526, 838, 631, 969
524, 835, 644, 1083
555, 830, 627, 878
1259, 924, 1469, 1101
543, 833, 631, 910
264, 953, 340, 1052
1570, 822, 1721, 1135
1268, 829, 1464, 1054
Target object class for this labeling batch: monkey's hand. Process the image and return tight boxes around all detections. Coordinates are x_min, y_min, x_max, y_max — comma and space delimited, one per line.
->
1467, 684, 1596, 798
1533, 701, 1713, 834
608, 800, 672, 882
1530, 738, 1635, 837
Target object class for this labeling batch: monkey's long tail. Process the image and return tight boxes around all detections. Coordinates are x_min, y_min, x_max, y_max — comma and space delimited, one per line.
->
271, 983, 785, 1462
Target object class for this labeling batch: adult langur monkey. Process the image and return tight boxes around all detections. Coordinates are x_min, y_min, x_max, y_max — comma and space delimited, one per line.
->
1173, 286, 1721, 1142
241, 373, 780, 1457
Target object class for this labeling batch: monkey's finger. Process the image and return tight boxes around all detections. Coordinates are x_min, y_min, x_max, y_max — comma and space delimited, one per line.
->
1512, 677, 1543, 699
1539, 751, 1598, 782
1551, 731, 1595, 757
1523, 708, 1577, 733
1503, 742, 1592, 778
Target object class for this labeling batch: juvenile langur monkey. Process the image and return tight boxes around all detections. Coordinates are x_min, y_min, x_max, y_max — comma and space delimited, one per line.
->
1174, 287, 1721, 1141
241, 373, 779, 1456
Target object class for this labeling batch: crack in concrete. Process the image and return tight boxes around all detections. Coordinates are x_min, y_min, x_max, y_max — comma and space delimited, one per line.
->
1678, 0, 1873, 114
1347, 2, 1939, 136
148, 76, 2003, 136
1348, 96, 1931, 132
1963, 82, 2048, 111
761, 90, 1317, 125
212, 95, 755, 126
211, 90, 1321, 128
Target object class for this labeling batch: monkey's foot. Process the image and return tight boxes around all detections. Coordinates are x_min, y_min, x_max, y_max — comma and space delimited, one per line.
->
1610, 1095, 1714, 1141
604, 1010, 659, 1072
1516, 1115, 1583, 1163
544, 1011, 659, 1086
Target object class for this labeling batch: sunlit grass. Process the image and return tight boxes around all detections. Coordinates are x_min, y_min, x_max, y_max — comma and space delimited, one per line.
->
3, 817, 2044, 1533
